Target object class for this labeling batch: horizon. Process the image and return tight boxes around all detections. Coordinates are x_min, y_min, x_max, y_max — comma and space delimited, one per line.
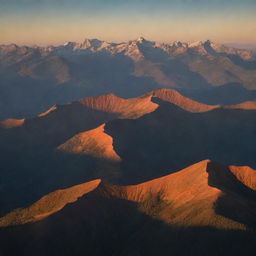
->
0, 0, 256, 47
1, 36, 256, 51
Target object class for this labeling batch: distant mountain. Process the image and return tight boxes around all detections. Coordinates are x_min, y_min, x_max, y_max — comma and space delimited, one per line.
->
1, 37, 256, 120
1, 89, 256, 216
180, 82, 256, 105
0, 160, 256, 256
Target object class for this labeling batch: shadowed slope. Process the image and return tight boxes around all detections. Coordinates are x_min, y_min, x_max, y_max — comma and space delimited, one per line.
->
1, 160, 255, 230
180, 83, 256, 105
206, 161, 256, 228
147, 88, 219, 112
0, 180, 101, 227
228, 165, 256, 191
1, 160, 256, 256
0, 93, 157, 213
1, 91, 256, 215
148, 88, 256, 112
89, 160, 256, 230
9, 93, 157, 148
104, 98, 256, 183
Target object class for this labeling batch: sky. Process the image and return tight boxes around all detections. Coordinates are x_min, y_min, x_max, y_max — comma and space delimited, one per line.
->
0, 0, 256, 46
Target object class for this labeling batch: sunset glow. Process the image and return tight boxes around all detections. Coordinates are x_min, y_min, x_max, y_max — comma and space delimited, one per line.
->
0, 0, 256, 46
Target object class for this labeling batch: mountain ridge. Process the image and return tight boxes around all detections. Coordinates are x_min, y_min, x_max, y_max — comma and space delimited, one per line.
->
2, 88, 256, 127
1, 159, 255, 230
1, 38, 254, 60
1, 89, 256, 217
1, 37, 256, 120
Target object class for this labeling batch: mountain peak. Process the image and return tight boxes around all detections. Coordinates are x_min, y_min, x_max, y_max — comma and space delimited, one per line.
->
131, 36, 153, 45
172, 41, 187, 48
188, 40, 217, 49
79, 38, 104, 49
63, 41, 76, 48
58, 124, 121, 162
136, 36, 146, 43
188, 41, 204, 48
204, 39, 212, 45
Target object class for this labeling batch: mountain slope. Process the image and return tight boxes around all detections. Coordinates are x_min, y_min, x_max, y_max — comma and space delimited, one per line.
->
1, 89, 256, 215
1, 160, 255, 229
6, 93, 157, 147
0, 92, 158, 214
104, 97, 256, 183
0, 118, 24, 128
0, 160, 255, 256
226, 101, 256, 110
79, 93, 158, 119
57, 124, 121, 162
147, 88, 219, 112
0, 179, 100, 226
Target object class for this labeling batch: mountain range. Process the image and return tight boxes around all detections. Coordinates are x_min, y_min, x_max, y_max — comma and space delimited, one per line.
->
1, 37, 256, 120
1, 37, 256, 255
1, 89, 256, 217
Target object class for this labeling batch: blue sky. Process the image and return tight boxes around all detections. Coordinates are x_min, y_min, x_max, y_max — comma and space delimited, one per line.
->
0, 0, 256, 46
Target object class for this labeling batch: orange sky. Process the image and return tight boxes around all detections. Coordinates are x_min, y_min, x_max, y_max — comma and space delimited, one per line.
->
0, 0, 255, 46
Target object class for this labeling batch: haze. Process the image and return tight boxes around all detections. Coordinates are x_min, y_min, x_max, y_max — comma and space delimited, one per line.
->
0, 0, 256, 46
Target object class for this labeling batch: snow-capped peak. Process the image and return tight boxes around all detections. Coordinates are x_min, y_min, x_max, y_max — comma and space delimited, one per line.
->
172, 41, 188, 48
63, 42, 76, 48
130, 37, 153, 46
80, 38, 103, 49
188, 41, 204, 48
136, 37, 146, 43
